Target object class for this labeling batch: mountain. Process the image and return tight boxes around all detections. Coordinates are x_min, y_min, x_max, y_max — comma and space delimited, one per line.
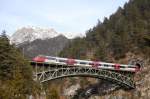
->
10, 26, 84, 45
10, 26, 70, 58
19, 35, 69, 58
10, 26, 61, 45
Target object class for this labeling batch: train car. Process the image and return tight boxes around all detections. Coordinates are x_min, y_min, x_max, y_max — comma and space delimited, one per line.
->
96, 62, 138, 72
32, 55, 141, 73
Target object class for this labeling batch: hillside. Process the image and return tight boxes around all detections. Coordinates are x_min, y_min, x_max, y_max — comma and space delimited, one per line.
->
59, 0, 150, 98
18, 35, 69, 58
60, 0, 150, 60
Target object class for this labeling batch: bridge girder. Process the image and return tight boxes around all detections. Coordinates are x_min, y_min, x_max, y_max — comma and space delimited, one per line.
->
35, 66, 135, 89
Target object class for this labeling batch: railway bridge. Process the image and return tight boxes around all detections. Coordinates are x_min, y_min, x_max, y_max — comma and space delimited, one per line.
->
30, 60, 141, 89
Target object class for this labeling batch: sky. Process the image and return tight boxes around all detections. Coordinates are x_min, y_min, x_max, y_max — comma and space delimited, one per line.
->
0, 0, 129, 37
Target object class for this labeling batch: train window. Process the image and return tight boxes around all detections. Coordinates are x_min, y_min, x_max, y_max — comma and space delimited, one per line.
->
80, 62, 87, 64
120, 66, 125, 68
59, 60, 66, 62
127, 65, 135, 68
89, 63, 94, 65
89, 62, 99, 66
47, 57, 55, 60
111, 65, 114, 67
128, 66, 135, 69
104, 64, 109, 67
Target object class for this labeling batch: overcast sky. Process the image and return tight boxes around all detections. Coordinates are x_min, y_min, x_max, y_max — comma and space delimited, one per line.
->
0, 0, 129, 36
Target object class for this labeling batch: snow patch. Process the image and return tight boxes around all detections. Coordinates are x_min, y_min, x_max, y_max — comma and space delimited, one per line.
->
10, 26, 60, 45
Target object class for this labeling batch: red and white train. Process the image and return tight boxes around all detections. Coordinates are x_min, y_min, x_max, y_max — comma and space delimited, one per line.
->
32, 55, 141, 73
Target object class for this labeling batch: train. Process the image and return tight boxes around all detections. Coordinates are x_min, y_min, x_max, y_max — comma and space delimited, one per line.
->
32, 55, 141, 73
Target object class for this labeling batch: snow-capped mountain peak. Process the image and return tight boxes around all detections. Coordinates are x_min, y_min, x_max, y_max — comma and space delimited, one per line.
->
10, 26, 60, 45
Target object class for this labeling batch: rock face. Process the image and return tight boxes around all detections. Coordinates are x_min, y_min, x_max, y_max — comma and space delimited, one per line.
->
63, 84, 80, 96
10, 26, 60, 45
10, 26, 70, 58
